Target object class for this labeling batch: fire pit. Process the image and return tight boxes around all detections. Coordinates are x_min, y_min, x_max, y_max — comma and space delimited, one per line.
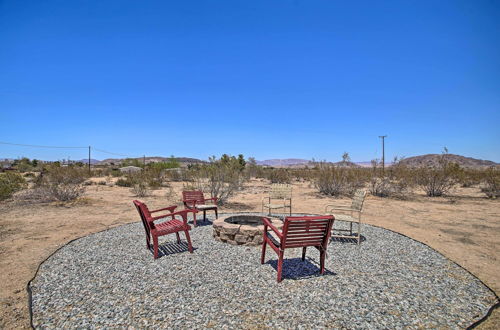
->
213, 214, 283, 246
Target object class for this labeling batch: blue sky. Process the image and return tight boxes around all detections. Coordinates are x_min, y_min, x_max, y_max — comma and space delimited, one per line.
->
1, 0, 499, 162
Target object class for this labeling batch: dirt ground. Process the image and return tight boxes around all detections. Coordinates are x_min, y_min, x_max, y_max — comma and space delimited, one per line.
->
1, 178, 499, 329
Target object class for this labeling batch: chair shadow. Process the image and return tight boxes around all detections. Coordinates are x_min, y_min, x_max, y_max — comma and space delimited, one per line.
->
191, 218, 213, 227
266, 257, 336, 281
330, 234, 366, 244
153, 241, 197, 257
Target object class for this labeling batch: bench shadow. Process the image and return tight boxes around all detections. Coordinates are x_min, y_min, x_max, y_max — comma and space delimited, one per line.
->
266, 257, 336, 281
191, 219, 213, 227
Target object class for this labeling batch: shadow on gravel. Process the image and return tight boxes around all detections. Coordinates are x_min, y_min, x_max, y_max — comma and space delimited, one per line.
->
154, 241, 197, 257
191, 219, 214, 228
266, 257, 336, 281
330, 234, 366, 244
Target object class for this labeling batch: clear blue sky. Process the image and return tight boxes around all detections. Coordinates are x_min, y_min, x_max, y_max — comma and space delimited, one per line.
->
1, 0, 499, 162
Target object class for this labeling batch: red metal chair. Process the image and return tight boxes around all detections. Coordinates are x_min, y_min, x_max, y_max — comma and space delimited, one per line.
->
133, 200, 193, 259
182, 190, 218, 226
261, 215, 335, 282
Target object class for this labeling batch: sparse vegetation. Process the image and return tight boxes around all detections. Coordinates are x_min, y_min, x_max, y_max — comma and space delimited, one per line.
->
190, 154, 246, 205
314, 156, 364, 197
482, 167, 500, 199
0, 172, 27, 200
369, 158, 413, 199
416, 150, 460, 197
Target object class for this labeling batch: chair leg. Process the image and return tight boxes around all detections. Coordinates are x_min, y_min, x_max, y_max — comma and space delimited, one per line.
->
260, 239, 267, 264
277, 251, 284, 283
215, 208, 218, 219
302, 247, 307, 261
203, 210, 206, 222
319, 250, 326, 274
153, 235, 159, 259
193, 212, 197, 227
357, 220, 361, 245
185, 230, 193, 253
175, 232, 181, 244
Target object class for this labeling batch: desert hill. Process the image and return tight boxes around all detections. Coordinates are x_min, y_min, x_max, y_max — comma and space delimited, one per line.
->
399, 154, 498, 169
98, 156, 205, 166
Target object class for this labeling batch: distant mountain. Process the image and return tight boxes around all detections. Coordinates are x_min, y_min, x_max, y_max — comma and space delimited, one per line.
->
74, 159, 100, 165
256, 159, 310, 167
97, 156, 205, 166
399, 154, 498, 169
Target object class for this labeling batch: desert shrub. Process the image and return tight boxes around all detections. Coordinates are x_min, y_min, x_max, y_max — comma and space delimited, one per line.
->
34, 165, 88, 202
416, 152, 460, 197
0, 172, 27, 200
110, 169, 122, 177
191, 155, 246, 205
98, 181, 107, 185
314, 162, 364, 197
267, 168, 291, 184
116, 178, 132, 187
369, 158, 413, 199
131, 182, 150, 197
482, 167, 500, 199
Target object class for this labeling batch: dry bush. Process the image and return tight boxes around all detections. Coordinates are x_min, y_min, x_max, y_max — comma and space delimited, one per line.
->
0, 172, 27, 201
267, 168, 291, 184
482, 167, 500, 199
416, 152, 460, 197
190, 155, 246, 205
369, 158, 414, 199
314, 162, 364, 197
29, 165, 88, 202
131, 182, 150, 197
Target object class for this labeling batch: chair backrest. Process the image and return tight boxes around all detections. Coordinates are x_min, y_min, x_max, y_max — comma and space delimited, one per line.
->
269, 184, 292, 199
281, 216, 334, 249
182, 190, 205, 204
351, 190, 367, 211
133, 200, 155, 238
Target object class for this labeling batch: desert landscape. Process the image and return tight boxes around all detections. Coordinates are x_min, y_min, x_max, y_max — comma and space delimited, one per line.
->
0, 175, 499, 328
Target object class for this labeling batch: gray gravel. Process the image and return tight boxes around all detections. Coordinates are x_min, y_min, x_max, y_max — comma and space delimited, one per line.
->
30, 213, 498, 329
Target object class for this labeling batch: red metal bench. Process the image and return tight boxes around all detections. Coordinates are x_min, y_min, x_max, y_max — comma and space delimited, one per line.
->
182, 190, 218, 226
133, 200, 193, 259
261, 215, 335, 282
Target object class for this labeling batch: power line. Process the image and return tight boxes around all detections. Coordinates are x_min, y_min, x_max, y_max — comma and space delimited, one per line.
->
0, 141, 87, 149
92, 148, 137, 158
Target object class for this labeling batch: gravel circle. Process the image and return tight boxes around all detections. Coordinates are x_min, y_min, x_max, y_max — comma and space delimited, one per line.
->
30, 213, 498, 328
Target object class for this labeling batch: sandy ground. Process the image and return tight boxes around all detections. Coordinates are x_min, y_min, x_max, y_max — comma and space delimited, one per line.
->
0, 178, 499, 329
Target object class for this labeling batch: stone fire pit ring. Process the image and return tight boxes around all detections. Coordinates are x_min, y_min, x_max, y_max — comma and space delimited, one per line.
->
213, 214, 283, 246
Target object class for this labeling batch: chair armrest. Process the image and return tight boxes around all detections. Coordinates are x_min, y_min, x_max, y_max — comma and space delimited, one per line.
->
325, 205, 356, 212
150, 206, 177, 213
263, 217, 282, 239
203, 197, 218, 204
153, 209, 190, 225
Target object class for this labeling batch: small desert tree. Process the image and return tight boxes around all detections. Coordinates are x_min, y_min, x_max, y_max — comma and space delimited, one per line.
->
191, 155, 246, 205
416, 150, 460, 197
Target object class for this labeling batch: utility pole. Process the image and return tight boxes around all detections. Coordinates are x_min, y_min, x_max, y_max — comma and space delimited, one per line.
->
88, 146, 91, 174
143, 155, 146, 166
379, 135, 387, 173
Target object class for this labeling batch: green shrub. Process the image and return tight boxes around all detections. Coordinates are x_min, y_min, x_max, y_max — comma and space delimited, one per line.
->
190, 155, 246, 205
0, 172, 27, 200
116, 178, 132, 187
314, 162, 364, 197
482, 167, 500, 199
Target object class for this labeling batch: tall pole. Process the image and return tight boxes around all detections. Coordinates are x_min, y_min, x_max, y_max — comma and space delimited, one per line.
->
143, 155, 146, 166
379, 135, 387, 173
88, 146, 91, 175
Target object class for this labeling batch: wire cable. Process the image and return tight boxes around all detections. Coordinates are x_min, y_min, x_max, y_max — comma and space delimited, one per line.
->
0, 141, 87, 149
